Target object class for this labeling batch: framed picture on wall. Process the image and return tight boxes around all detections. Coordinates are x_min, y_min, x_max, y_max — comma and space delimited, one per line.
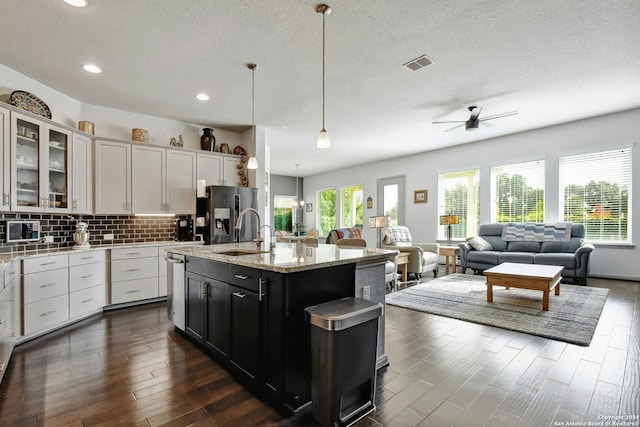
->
306, 203, 313, 212
414, 189, 427, 203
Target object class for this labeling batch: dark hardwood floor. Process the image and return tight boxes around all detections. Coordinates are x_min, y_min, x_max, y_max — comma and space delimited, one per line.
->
1, 275, 638, 426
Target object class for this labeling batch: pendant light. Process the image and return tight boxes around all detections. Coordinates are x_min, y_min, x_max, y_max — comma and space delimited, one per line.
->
293, 164, 305, 208
316, 4, 331, 149
247, 63, 258, 170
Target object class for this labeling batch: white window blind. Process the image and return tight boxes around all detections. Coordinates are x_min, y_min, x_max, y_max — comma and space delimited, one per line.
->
439, 169, 480, 240
559, 147, 632, 243
491, 159, 545, 223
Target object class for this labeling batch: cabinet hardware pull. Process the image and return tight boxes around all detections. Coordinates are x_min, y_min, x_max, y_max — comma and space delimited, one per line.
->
40, 310, 56, 317
73, 199, 77, 209
126, 252, 142, 255
126, 290, 141, 293
126, 268, 141, 272
40, 283, 56, 288
3, 193, 8, 205
258, 278, 265, 302
81, 298, 94, 304
81, 256, 94, 260
202, 282, 208, 297
81, 274, 94, 279
40, 262, 57, 266
234, 274, 249, 280
232, 292, 246, 299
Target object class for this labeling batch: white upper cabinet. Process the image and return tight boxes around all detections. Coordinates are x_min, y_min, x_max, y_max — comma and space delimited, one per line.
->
166, 149, 196, 214
196, 152, 223, 186
0, 107, 9, 211
94, 140, 131, 214
10, 112, 72, 213
71, 132, 93, 214
223, 156, 242, 187
131, 145, 166, 214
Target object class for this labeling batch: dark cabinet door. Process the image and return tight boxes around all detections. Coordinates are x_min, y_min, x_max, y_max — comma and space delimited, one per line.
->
229, 284, 261, 385
185, 272, 206, 342
205, 278, 230, 359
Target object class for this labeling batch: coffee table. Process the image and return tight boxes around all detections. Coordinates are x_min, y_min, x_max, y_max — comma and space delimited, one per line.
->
484, 263, 564, 311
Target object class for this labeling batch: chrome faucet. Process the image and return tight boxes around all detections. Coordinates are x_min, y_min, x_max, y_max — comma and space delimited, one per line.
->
259, 224, 276, 253
235, 208, 263, 249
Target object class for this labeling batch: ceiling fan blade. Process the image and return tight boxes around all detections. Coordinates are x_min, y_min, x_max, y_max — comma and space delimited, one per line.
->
444, 123, 465, 132
480, 110, 519, 121
432, 120, 465, 124
469, 106, 482, 122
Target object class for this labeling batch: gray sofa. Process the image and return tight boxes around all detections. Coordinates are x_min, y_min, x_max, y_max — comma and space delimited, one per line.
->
459, 223, 594, 285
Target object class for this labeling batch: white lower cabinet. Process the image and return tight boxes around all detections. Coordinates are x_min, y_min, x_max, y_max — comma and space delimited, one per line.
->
68, 250, 106, 318
22, 255, 69, 336
110, 246, 160, 304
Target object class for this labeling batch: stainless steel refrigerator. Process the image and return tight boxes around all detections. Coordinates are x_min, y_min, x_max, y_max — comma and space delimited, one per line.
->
198, 185, 259, 244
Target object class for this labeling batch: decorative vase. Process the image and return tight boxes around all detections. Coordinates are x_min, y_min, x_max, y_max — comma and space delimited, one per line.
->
201, 128, 216, 151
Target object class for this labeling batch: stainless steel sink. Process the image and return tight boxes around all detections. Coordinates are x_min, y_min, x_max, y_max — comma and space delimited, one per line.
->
217, 250, 269, 256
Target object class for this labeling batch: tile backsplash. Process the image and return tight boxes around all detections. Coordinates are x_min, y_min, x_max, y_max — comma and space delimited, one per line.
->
0, 213, 185, 254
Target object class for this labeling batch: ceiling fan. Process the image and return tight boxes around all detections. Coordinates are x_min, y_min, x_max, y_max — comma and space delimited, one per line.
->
432, 106, 519, 132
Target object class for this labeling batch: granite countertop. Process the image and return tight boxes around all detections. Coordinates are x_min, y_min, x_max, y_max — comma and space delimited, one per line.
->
164, 242, 397, 273
0, 240, 202, 269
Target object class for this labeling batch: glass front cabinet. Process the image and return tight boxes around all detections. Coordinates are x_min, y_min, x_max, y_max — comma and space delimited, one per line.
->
10, 111, 72, 213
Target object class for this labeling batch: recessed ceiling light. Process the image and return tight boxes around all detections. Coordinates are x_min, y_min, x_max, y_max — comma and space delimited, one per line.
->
196, 93, 210, 101
83, 64, 102, 73
64, 0, 87, 7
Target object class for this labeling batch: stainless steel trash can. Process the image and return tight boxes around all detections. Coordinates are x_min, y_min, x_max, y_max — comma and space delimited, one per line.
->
305, 297, 383, 427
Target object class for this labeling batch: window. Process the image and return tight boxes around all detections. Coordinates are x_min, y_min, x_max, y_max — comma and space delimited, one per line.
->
340, 185, 364, 228
317, 188, 336, 236
273, 196, 294, 232
438, 169, 480, 240
378, 176, 405, 226
491, 159, 545, 223
559, 147, 632, 243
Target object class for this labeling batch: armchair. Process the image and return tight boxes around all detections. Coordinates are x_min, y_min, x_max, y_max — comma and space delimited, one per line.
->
382, 226, 439, 278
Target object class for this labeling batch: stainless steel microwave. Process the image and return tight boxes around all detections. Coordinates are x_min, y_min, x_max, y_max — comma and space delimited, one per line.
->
6, 220, 41, 243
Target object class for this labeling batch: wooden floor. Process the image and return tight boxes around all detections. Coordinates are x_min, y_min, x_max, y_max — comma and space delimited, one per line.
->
0, 275, 638, 427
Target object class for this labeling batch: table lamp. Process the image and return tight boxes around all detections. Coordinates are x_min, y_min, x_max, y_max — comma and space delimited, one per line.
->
369, 216, 390, 248
439, 214, 460, 246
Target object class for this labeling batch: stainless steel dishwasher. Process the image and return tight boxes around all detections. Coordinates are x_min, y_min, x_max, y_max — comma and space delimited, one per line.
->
166, 252, 186, 331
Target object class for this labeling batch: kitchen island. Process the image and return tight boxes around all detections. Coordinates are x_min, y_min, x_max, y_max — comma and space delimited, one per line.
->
164, 241, 394, 415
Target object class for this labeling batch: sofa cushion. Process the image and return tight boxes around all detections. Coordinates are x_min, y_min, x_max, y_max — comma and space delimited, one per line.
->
467, 236, 492, 251
540, 238, 581, 253
467, 250, 500, 265
534, 253, 576, 269
507, 241, 541, 252
499, 252, 535, 264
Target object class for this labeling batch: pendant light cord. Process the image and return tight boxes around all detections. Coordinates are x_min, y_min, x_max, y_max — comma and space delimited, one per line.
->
322, 10, 326, 130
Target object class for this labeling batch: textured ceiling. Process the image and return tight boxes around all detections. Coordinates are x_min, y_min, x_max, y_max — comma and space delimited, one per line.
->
1, 0, 639, 176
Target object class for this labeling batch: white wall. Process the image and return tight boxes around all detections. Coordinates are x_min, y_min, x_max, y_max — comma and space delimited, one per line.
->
303, 108, 640, 281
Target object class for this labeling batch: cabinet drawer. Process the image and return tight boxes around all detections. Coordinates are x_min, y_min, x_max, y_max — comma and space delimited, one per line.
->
4, 261, 17, 288
228, 265, 260, 292
111, 257, 158, 282
69, 262, 106, 292
111, 246, 158, 260
23, 268, 69, 305
24, 294, 69, 336
70, 285, 105, 318
185, 256, 206, 275
23, 254, 68, 274
69, 250, 106, 267
111, 277, 159, 304
206, 260, 229, 282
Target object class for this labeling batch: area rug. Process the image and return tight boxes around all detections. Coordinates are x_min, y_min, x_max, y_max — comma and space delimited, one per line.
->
386, 273, 609, 346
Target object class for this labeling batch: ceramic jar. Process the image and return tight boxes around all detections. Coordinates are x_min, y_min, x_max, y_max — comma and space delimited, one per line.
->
201, 128, 216, 151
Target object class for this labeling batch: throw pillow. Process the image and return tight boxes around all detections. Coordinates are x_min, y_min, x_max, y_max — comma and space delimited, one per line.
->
467, 236, 492, 251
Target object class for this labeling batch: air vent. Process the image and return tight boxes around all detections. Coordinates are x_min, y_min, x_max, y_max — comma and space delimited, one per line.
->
403, 54, 434, 71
